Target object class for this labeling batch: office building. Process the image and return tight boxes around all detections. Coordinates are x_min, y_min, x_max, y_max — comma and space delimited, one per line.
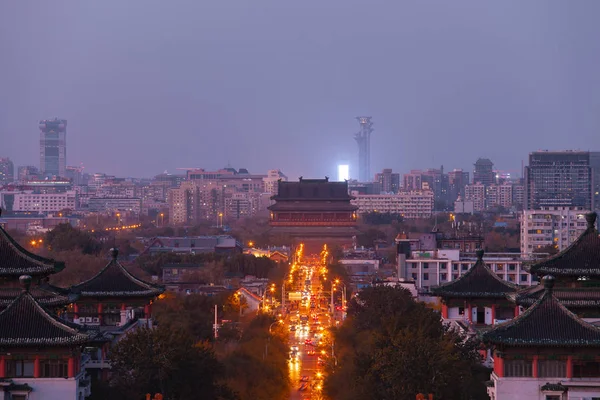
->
524, 151, 594, 210
448, 169, 469, 203
39, 118, 67, 178
354, 117, 373, 182
0, 158, 14, 184
10, 191, 77, 213
17, 166, 40, 182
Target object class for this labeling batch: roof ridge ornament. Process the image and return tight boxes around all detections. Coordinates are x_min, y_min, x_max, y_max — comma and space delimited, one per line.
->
542, 275, 555, 293
19, 275, 32, 293
476, 249, 484, 261
585, 212, 597, 229
110, 248, 119, 260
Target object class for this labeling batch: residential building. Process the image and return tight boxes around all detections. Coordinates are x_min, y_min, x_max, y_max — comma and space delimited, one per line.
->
374, 168, 400, 193
524, 150, 595, 210
39, 118, 67, 178
87, 197, 142, 214
141, 236, 242, 255
263, 169, 288, 195
399, 248, 538, 292
17, 166, 39, 182
168, 181, 200, 225
464, 183, 486, 212
486, 183, 513, 209
520, 208, 588, 254
350, 190, 434, 219
473, 158, 495, 186
0, 158, 14, 185
10, 191, 77, 213
65, 166, 84, 185
448, 169, 469, 203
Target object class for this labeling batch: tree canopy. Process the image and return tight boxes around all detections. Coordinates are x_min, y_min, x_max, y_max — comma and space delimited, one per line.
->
324, 285, 487, 400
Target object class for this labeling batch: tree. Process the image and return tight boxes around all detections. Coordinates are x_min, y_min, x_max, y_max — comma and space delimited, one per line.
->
324, 286, 487, 400
46, 223, 102, 254
109, 326, 227, 400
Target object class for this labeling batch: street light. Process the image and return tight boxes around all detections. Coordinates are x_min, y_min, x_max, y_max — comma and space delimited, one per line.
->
265, 319, 284, 358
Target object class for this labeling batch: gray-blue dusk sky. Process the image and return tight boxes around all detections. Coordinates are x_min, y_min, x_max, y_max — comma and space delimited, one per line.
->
1, 1, 600, 180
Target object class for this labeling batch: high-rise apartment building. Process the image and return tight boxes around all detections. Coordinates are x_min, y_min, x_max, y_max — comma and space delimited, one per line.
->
168, 181, 200, 225
485, 183, 513, 209
448, 169, 469, 203
375, 168, 400, 193
0, 158, 14, 184
520, 208, 588, 254
263, 169, 288, 195
464, 183, 486, 212
524, 151, 594, 210
473, 158, 495, 186
39, 118, 67, 178
403, 168, 449, 209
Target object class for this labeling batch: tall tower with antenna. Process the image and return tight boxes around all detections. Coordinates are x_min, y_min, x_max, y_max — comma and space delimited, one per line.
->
355, 116, 374, 182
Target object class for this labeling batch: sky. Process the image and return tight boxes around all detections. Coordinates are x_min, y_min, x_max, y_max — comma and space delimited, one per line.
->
1, 1, 600, 180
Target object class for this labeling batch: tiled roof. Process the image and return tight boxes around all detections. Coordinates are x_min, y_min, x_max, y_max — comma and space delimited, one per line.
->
268, 202, 358, 212
72, 249, 164, 298
0, 223, 64, 276
431, 249, 517, 298
540, 383, 566, 392
271, 180, 353, 201
0, 285, 77, 307
0, 276, 90, 347
526, 212, 600, 277
511, 284, 600, 308
481, 276, 600, 347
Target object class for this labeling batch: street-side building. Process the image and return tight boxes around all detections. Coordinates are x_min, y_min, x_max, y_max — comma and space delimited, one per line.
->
141, 236, 242, 255
431, 250, 518, 325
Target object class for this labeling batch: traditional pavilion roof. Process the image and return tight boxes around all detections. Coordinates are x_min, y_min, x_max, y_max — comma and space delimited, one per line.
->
270, 178, 354, 202
0, 212, 65, 276
431, 249, 517, 298
71, 248, 164, 298
510, 284, 600, 309
526, 212, 600, 278
481, 276, 600, 347
0, 276, 90, 347
0, 283, 78, 308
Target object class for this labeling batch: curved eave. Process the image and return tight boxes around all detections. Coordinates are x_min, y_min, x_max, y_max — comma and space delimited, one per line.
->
77, 289, 164, 298
525, 268, 600, 277
0, 225, 65, 274
433, 291, 511, 299
0, 335, 91, 347
483, 338, 600, 347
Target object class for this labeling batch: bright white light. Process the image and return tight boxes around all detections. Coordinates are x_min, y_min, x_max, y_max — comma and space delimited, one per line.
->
338, 165, 349, 181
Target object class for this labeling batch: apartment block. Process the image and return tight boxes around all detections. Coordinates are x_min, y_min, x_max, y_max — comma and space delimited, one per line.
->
350, 190, 434, 219
11, 191, 77, 213
520, 208, 589, 254
465, 183, 486, 212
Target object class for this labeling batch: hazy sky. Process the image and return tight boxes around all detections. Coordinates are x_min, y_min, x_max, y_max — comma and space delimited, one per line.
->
2, 1, 600, 180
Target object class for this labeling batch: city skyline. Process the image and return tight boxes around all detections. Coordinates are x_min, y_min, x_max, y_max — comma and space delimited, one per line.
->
2, 1, 600, 179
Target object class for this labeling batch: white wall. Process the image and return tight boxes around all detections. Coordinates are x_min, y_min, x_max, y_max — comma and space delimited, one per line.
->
491, 375, 600, 400
10, 378, 80, 400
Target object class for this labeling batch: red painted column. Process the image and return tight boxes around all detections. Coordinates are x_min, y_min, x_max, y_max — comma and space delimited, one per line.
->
121, 303, 126, 311
144, 304, 150, 318
0, 356, 5, 378
532, 355, 539, 378
441, 304, 449, 319
514, 305, 519, 318
73, 303, 79, 320
493, 354, 504, 377
567, 356, 573, 378
97, 303, 103, 324
68, 356, 75, 378
467, 303, 472, 323
34, 356, 40, 378
491, 304, 496, 325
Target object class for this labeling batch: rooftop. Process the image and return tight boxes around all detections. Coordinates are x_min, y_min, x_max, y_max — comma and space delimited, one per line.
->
431, 249, 517, 298
481, 276, 600, 347
72, 249, 164, 298
0, 212, 65, 276
271, 179, 353, 201
0, 276, 90, 347
526, 212, 600, 278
